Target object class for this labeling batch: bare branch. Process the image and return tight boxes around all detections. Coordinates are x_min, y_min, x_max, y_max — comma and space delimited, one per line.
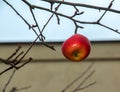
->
77, 81, 96, 91
61, 62, 95, 92
3, 69, 16, 92
3, 0, 56, 51
42, 0, 120, 14
97, 0, 115, 22
72, 70, 95, 92
6, 46, 22, 62
24, 1, 120, 34
1, 0, 120, 91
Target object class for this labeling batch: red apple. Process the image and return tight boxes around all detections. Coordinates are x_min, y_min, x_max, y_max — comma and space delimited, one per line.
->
61, 34, 91, 62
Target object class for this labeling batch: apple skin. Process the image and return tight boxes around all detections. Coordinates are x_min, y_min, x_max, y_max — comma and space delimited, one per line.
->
61, 34, 91, 62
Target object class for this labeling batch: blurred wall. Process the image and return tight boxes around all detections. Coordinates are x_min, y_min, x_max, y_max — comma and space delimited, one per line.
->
0, 42, 120, 92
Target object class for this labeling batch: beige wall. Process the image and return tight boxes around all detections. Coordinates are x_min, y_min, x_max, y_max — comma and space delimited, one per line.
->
0, 42, 120, 92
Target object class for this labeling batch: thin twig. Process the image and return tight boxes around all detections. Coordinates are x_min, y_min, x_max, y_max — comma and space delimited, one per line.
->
3, 0, 55, 50
29, 5, 42, 38
0, 46, 23, 68
3, 69, 16, 92
0, 31, 47, 75
61, 62, 94, 92
40, 2, 62, 32
2, 0, 41, 40
98, 23, 120, 34
6, 46, 21, 62
28, 2, 120, 34
77, 81, 96, 91
11, 51, 24, 64
97, 0, 115, 23
22, 0, 56, 50
15, 58, 32, 69
42, 0, 120, 14
72, 70, 95, 92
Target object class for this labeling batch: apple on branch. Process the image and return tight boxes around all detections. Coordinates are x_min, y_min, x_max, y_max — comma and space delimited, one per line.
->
61, 34, 91, 62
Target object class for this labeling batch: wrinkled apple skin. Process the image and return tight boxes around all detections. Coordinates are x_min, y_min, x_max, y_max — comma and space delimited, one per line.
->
62, 34, 91, 62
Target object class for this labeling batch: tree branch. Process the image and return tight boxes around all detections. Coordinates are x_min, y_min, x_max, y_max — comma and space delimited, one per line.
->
42, 0, 120, 14
3, 69, 16, 92
61, 62, 95, 92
